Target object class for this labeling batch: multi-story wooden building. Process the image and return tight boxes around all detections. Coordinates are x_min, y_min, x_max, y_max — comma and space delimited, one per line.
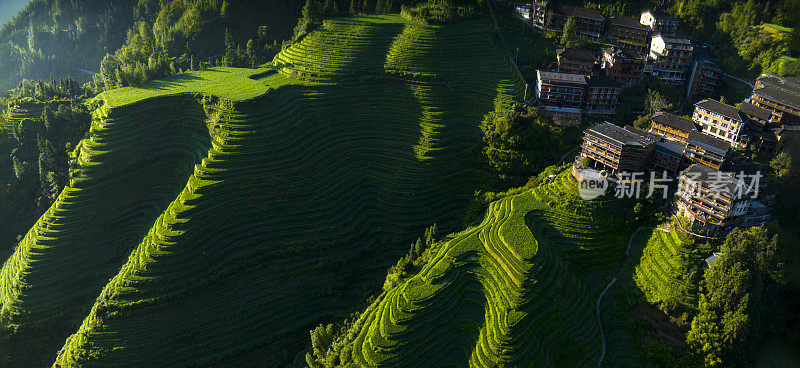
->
585, 75, 621, 115
692, 99, 745, 147
683, 130, 730, 170
737, 101, 779, 155
747, 74, 800, 125
535, 70, 587, 125
649, 111, 697, 144
581, 121, 656, 172
686, 46, 721, 102
556, 48, 596, 75
675, 163, 752, 233
544, 4, 605, 42
738, 101, 772, 128
535, 70, 622, 119
650, 139, 684, 174
601, 46, 646, 88
650, 34, 693, 85
607, 16, 651, 54
639, 10, 679, 36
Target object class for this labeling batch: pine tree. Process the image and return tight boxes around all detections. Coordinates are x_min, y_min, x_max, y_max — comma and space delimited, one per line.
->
561, 16, 578, 47
224, 28, 236, 66
361, 0, 370, 14
246, 39, 258, 67
301, 0, 320, 22
349, 0, 359, 14
323, 0, 336, 17
375, 0, 385, 14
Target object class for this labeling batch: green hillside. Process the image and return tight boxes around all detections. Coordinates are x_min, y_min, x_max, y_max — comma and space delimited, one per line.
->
634, 227, 702, 312
326, 168, 640, 367
0, 14, 523, 367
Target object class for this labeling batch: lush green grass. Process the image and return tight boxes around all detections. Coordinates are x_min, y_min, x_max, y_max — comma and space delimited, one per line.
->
633, 228, 700, 312
0, 14, 523, 367
330, 169, 641, 367
95, 67, 274, 108
760, 23, 795, 35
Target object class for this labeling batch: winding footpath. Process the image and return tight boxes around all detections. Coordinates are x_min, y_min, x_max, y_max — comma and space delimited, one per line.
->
596, 225, 649, 368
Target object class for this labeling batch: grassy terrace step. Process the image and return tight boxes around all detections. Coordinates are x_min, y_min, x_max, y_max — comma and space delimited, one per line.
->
634, 228, 699, 311
0, 95, 212, 365
335, 170, 636, 367
0, 14, 525, 367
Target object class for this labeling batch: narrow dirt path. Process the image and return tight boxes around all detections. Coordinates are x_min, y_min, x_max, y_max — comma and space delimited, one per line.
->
596, 225, 648, 368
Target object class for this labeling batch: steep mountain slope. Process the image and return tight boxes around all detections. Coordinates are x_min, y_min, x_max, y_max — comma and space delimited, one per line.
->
329, 169, 641, 367
0, 15, 522, 367
634, 227, 701, 312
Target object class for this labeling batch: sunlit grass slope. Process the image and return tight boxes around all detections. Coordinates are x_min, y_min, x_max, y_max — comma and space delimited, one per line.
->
634, 228, 699, 311
0, 14, 523, 367
332, 169, 637, 367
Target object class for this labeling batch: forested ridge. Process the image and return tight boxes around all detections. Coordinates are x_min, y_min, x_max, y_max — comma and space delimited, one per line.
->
0, 0, 304, 90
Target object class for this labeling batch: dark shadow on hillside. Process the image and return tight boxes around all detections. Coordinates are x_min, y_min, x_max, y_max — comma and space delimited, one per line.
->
0, 95, 213, 367
137, 73, 204, 91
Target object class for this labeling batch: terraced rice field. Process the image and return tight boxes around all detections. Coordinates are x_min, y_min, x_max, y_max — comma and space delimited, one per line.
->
634, 228, 699, 311
0, 15, 525, 367
332, 169, 640, 367
2, 101, 43, 137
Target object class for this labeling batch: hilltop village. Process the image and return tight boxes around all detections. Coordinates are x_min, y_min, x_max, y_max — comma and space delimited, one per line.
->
509, 1, 800, 242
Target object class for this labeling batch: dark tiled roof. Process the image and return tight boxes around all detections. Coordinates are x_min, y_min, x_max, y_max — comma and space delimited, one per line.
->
537, 70, 587, 85
757, 74, 800, 92
688, 130, 730, 155
655, 139, 685, 157
625, 126, 660, 142
651, 111, 697, 132
553, 4, 604, 20
556, 48, 596, 62
683, 163, 746, 196
752, 83, 800, 110
585, 121, 651, 146
587, 75, 621, 88
610, 16, 649, 30
603, 46, 646, 61
695, 99, 742, 121
738, 101, 772, 121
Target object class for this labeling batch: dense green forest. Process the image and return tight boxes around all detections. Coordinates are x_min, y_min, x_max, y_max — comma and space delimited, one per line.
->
0, 0, 140, 89
0, 78, 91, 256
0, 0, 304, 90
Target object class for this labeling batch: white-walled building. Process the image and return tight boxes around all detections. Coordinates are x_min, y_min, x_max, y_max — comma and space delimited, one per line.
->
692, 99, 745, 147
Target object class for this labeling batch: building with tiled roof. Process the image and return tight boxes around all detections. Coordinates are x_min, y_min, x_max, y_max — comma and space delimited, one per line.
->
649, 111, 697, 143
581, 121, 656, 172
748, 74, 800, 125
692, 99, 745, 147
556, 48, 596, 75
675, 164, 754, 233
608, 16, 651, 54
640, 10, 679, 36
683, 130, 730, 170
